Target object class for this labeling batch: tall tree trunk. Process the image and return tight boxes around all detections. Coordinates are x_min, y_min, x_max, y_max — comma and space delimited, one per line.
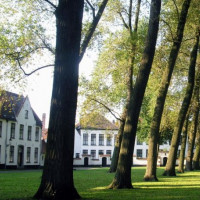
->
145, 0, 192, 180
177, 114, 189, 173
185, 64, 200, 171
34, 1, 84, 199
109, 0, 141, 174
193, 124, 200, 170
163, 26, 199, 176
108, 0, 161, 189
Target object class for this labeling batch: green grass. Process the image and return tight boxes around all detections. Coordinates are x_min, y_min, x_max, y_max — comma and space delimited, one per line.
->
0, 167, 200, 199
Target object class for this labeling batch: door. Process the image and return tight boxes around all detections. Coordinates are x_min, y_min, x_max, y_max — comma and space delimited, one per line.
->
84, 157, 89, 167
102, 157, 107, 167
17, 146, 24, 168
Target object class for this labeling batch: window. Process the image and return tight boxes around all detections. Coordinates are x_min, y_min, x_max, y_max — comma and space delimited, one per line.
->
25, 110, 28, 119
99, 134, 104, 146
83, 133, 88, 145
99, 150, 104, 155
10, 123, 15, 139
91, 150, 96, 158
136, 149, 143, 158
35, 127, 39, 141
106, 135, 112, 146
82, 150, 88, 155
19, 124, 24, 140
146, 149, 148, 158
34, 148, 38, 163
9, 146, 14, 163
27, 147, 31, 163
76, 153, 80, 158
0, 121, 2, 137
106, 150, 111, 155
27, 126, 32, 141
91, 134, 96, 146
137, 139, 142, 145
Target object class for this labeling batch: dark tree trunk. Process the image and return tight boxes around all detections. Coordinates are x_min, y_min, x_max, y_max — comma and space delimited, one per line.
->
108, 0, 161, 189
34, 1, 84, 199
185, 64, 200, 171
193, 125, 200, 170
145, 0, 191, 180
163, 26, 199, 176
177, 114, 189, 173
109, 0, 141, 174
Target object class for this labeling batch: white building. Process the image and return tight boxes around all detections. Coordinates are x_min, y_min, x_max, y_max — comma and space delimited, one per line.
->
0, 91, 42, 169
73, 115, 181, 167
74, 115, 118, 166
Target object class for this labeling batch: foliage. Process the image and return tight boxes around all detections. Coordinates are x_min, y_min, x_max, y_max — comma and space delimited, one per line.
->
0, 0, 55, 89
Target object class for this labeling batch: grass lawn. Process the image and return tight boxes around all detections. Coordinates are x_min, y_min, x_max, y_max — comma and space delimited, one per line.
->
0, 167, 200, 199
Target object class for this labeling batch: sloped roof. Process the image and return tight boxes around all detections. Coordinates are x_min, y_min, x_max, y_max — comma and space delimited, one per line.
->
77, 114, 118, 130
0, 91, 42, 127
32, 109, 43, 127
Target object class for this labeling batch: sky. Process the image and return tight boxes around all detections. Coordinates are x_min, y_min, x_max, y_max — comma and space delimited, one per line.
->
22, 51, 96, 128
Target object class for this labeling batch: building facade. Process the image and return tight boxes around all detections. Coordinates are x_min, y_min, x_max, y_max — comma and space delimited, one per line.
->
0, 91, 42, 169
73, 115, 182, 167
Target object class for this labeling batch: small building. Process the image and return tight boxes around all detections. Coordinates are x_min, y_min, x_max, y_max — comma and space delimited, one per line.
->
73, 114, 182, 167
74, 115, 118, 167
0, 91, 42, 169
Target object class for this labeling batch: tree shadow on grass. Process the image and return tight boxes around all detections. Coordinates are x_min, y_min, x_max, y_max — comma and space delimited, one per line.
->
80, 186, 200, 200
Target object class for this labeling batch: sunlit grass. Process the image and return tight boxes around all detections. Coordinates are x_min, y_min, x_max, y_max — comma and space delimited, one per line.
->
74, 167, 200, 200
0, 167, 200, 199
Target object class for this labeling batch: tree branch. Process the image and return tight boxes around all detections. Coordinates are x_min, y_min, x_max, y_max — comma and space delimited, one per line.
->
129, 0, 133, 32
133, 0, 141, 33
85, 0, 95, 19
90, 97, 122, 122
79, 0, 109, 62
172, 0, 180, 20
118, 11, 129, 29
43, 0, 57, 9
161, 19, 175, 42
17, 58, 54, 76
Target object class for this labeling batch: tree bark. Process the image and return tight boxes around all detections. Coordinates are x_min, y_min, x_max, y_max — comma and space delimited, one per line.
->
177, 114, 189, 173
185, 63, 200, 171
108, 0, 161, 189
145, 0, 192, 180
34, 1, 84, 199
193, 124, 200, 170
108, 0, 141, 174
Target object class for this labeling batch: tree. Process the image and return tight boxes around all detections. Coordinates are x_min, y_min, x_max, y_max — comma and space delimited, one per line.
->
177, 114, 189, 173
109, 0, 142, 173
185, 62, 200, 171
33, 0, 109, 199
193, 121, 200, 170
108, 0, 161, 189
163, 25, 199, 176
34, 1, 84, 199
144, 0, 192, 180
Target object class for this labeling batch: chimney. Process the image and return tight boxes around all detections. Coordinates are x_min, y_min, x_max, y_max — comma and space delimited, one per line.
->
42, 113, 46, 133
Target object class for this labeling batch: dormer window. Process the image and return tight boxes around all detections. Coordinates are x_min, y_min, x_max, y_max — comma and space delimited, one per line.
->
25, 110, 28, 119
